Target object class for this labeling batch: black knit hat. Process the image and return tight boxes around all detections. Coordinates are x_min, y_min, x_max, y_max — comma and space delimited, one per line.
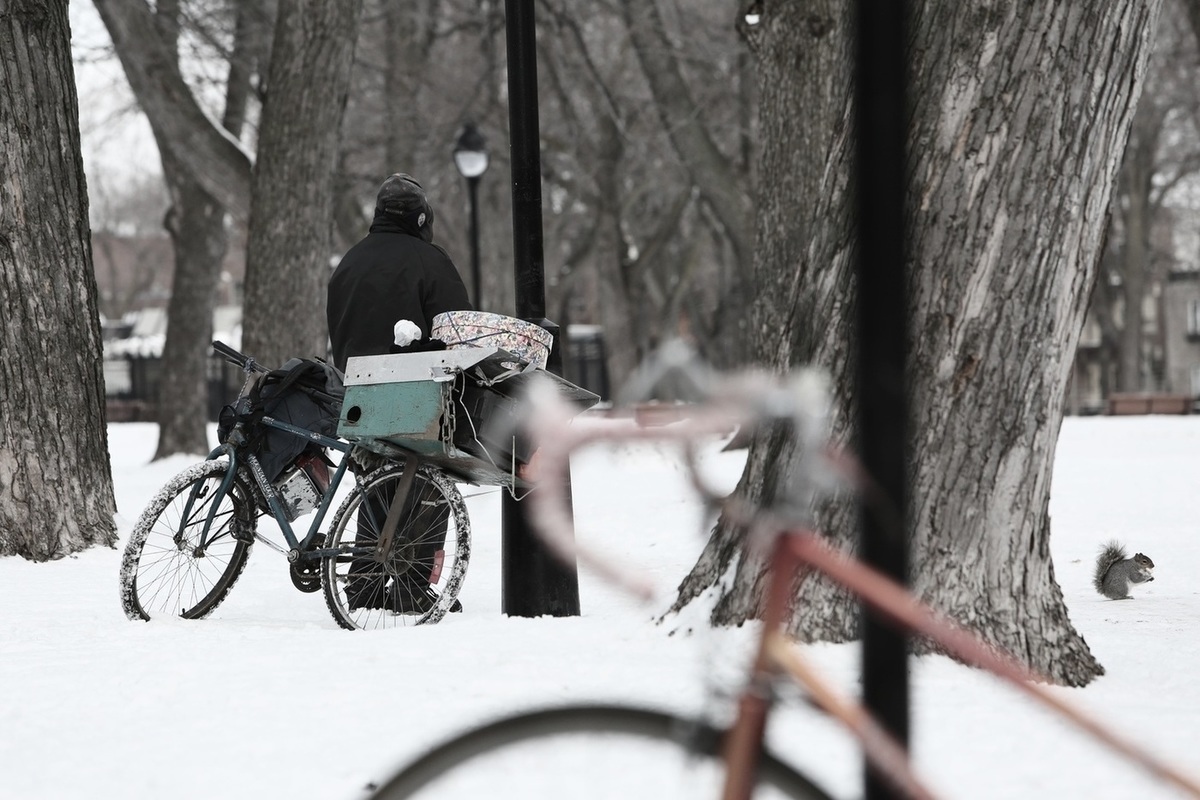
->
376, 173, 435, 240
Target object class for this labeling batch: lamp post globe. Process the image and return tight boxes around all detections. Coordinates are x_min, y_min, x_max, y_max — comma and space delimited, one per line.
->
454, 123, 489, 308
454, 123, 489, 178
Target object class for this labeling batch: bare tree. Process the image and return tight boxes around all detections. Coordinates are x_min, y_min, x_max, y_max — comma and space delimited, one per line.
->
620, 0, 753, 270
525, 0, 756, 380
154, 0, 267, 459
92, 0, 253, 222
1, 0, 117, 559
240, 0, 364, 368
1092, 0, 1200, 393
93, 0, 264, 457
675, 1, 1164, 687
88, 0, 762, 394
331, 0, 446, 254
96, 0, 358, 446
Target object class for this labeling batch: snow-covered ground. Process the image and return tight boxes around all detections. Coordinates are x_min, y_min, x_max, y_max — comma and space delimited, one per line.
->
2, 416, 1199, 799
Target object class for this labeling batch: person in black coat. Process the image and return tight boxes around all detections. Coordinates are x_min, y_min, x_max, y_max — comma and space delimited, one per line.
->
327, 172, 472, 373
327, 173, 471, 614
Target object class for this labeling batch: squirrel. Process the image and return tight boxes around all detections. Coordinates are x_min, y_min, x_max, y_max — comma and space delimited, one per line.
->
1093, 541, 1155, 600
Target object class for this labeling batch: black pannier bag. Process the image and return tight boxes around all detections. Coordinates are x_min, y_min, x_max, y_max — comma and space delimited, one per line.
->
218, 357, 345, 484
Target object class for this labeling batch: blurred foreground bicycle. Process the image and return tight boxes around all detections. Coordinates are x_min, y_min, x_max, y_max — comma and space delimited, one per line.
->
364, 342, 1200, 798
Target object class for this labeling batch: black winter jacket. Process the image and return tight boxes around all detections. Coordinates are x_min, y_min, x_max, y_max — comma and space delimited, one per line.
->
327, 212, 472, 372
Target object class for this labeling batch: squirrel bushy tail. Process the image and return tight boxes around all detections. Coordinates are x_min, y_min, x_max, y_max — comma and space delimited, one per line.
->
1093, 539, 1155, 600
1093, 541, 1128, 595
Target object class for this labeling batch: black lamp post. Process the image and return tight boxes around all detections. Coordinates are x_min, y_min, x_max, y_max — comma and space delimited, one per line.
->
453, 122, 489, 307
501, 0, 581, 618
853, 2, 910, 798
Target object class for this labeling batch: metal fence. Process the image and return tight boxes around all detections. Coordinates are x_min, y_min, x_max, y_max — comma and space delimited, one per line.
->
104, 354, 245, 423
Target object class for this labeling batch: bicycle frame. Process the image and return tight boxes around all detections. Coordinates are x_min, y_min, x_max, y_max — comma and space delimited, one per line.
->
718, 515, 1200, 800
756, 528, 1200, 799
520, 378, 1200, 800
204, 340, 462, 585
721, 526, 937, 800
185, 413, 353, 563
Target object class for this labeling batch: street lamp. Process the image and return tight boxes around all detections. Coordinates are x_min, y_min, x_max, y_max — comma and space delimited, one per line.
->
453, 122, 489, 307
502, 0, 581, 618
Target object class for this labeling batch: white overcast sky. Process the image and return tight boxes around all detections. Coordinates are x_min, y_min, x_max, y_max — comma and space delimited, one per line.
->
70, 0, 162, 196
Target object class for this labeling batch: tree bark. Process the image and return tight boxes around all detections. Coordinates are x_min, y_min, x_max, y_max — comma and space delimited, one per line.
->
383, 0, 440, 172
900, 4, 1160, 685
240, 0, 363, 368
675, 1, 1163, 686
0, 0, 117, 559
154, 152, 226, 459
674, 0, 858, 631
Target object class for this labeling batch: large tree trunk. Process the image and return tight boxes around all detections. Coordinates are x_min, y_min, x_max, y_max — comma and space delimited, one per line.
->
674, 0, 859, 631
150, 0, 262, 460
95, 1, 273, 458
675, 1, 1162, 687
899, 3, 1162, 687
241, 0, 363, 368
0, 0, 117, 559
154, 154, 226, 460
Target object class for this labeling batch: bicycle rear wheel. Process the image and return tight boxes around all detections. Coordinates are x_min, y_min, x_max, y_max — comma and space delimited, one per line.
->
321, 460, 470, 629
365, 704, 833, 800
120, 459, 256, 620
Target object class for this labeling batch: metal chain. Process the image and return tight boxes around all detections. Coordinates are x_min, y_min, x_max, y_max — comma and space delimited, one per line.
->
439, 376, 458, 445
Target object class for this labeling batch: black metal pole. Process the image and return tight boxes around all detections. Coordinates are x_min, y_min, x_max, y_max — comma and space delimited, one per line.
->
467, 176, 481, 307
853, 1, 910, 798
501, 0, 580, 617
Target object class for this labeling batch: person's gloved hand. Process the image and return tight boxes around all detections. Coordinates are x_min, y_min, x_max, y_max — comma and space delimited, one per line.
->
394, 319, 422, 347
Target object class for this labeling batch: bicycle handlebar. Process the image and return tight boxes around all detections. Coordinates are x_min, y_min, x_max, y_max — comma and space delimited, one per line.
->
521, 340, 840, 600
212, 340, 268, 375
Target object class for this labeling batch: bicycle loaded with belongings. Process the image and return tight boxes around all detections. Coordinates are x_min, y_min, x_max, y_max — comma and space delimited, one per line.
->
120, 342, 477, 630
119, 336, 599, 631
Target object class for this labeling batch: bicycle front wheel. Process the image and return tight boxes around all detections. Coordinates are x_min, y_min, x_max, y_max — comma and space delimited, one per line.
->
120, 459, 256, 621
365, 704, 834, 800
322, 460, 470, 630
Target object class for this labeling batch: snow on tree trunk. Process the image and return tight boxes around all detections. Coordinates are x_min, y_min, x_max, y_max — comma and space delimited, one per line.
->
674, 1, 1163, 687
241, 0, 363, 369
0, 0, 117, 559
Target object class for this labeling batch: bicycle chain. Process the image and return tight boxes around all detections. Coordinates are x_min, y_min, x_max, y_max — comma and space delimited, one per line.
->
439, 376, 458, 445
